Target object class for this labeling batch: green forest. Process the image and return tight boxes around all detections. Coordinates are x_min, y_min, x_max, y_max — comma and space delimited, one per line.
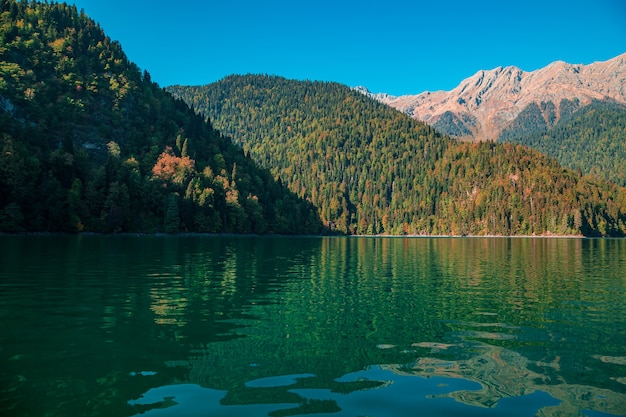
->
168, 76, 626, 236
0, 0, 322, 234
500, 100, 626, 187
2, 0, 626, 236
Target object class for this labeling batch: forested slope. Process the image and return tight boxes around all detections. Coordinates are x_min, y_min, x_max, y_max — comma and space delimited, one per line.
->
169, 76, 626, 236
0, 1, 322, 234
500, 100, 626, 186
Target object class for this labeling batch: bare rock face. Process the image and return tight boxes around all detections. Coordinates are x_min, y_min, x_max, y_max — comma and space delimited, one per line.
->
370, 53, 626, 141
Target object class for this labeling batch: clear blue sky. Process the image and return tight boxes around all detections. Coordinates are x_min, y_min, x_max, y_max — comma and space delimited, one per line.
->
69, 0, 626, 96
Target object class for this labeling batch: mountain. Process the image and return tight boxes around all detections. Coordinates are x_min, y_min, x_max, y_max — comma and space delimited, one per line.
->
7, 0, 623, 236
501, 100, 626, 186
0, 0, 322, 234
370, 53, 626, 141
168, 75, 626, 236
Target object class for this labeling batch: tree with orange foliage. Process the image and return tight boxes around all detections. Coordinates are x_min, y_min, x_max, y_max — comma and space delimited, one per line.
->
152, 146, 196, 185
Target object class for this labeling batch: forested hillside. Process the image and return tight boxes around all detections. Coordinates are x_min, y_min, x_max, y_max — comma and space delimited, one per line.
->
500, 100, 626, 186
169, 76, 626, 236
0, 1, 322, 233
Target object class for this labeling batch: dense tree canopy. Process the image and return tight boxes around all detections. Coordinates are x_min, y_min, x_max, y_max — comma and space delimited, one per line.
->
168, 76, 626, 236
0, 0, 323, 234
500, 100, 626, 187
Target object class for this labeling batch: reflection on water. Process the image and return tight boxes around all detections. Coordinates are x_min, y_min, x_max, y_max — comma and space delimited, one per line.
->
129, 369, 560, 417
0, 236, 625, 416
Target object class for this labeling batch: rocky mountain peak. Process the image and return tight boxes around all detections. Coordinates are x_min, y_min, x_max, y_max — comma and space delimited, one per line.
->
352, 86, 396, 102
365, 52, 626, 141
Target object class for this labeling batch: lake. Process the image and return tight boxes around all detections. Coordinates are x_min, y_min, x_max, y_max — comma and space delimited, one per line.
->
0, 235, 625, 416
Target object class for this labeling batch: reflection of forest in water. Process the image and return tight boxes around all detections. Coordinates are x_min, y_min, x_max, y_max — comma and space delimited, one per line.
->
388, 341, 626, 416
171, 237, 625, 416
1, 236, 624, 416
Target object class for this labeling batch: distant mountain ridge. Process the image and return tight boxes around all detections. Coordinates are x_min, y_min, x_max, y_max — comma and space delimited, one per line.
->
361, 53, 626, 141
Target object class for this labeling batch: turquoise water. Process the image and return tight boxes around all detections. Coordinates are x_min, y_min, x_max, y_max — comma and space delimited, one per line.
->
0, 236, 625, 416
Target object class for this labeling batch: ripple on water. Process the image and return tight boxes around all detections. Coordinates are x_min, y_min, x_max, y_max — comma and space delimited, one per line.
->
245, 373, 316, 388
592, 355, 626, 365
376, 344, 396, 350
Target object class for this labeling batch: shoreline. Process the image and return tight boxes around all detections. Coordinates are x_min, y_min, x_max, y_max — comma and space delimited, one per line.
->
1, 232, 618, 239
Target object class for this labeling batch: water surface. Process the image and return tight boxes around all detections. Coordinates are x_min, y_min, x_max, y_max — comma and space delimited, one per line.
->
1, 236, 625, 416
